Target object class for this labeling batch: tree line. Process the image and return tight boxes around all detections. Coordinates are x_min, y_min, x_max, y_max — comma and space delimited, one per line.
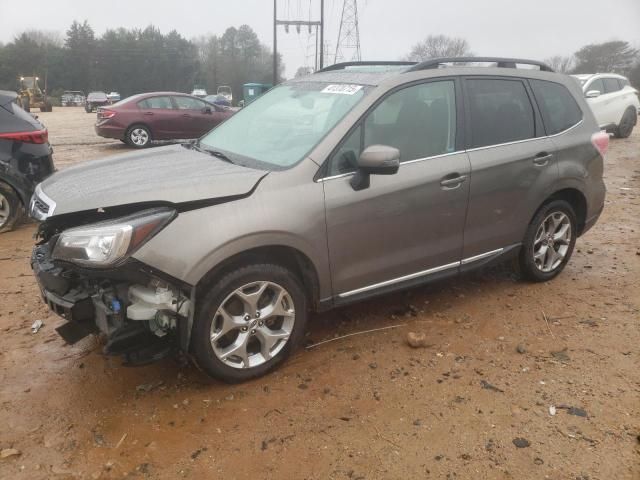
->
405, 35, 640, 87
1, 24, 638, 103
0, 21, 281, 103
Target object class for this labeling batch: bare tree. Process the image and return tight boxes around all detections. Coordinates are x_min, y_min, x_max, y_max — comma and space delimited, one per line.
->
406, 34, 473, 61
544, 55, 575, 73
18, 29, 63, 48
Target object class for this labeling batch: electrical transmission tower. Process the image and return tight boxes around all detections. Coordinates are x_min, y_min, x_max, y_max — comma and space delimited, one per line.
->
334, 0, 361, 64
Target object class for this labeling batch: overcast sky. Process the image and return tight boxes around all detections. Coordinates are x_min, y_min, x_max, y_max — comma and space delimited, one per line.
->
1, 0, 639, 78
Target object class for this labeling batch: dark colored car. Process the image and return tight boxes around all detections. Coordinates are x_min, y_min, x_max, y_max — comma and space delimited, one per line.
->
0, 90, 54, 233
85, 91, 110, 113
94, 92, 235, 148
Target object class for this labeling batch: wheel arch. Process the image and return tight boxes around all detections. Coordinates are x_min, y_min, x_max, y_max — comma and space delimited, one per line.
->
195, 245, 322, 311
0, 174, 30, 208
534, 187, 588, 235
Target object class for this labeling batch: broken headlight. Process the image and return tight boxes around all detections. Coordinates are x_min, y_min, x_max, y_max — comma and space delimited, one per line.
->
52, 208, 176, 267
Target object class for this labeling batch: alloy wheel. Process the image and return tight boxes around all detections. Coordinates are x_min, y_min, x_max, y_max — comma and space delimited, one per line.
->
533, 211, 572, 273
130, 128, 149, 146
210, 281, 295, 369
0, 192, 10, 228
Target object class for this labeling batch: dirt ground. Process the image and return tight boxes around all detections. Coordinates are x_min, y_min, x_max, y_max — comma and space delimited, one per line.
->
1, 107, 639, 479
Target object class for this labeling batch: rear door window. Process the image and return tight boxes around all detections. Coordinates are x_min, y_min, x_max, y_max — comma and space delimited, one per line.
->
603, 78, 622, 94
173, 96, 206, 110
529, 79, 583, 135
465, 78, 535, 148
138, 96, 173, 109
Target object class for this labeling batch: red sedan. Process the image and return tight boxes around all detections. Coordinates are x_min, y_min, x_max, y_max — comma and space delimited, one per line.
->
95, 92, 235, 148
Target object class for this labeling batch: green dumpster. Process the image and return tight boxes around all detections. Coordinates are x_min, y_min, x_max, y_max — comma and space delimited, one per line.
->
243, 83, 272, 105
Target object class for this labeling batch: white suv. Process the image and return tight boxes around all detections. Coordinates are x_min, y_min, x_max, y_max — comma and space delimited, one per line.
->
574, 73, 639, 138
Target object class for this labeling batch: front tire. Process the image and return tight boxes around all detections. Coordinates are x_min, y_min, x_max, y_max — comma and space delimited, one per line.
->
192, 264, 308, 383
518, 200, 577, 282
614, 107, 636, 138
21, 98, 30, 113
126, 125, 151, 148
0, 182, 22, 234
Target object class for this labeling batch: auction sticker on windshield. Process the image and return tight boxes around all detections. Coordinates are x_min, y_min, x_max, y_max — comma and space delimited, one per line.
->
321, 84, 363, 95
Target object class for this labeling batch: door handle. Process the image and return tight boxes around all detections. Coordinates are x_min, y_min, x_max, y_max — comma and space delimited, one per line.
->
143, 111, 154, 116
182, 113, 192, 118
440, 174, 467, 189
533, 152, 553, 166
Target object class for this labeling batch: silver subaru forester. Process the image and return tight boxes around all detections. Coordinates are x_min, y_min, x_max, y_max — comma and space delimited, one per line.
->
30, 58, 607, 382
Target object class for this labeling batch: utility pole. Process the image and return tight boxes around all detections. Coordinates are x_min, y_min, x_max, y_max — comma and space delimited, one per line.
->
320, 0, 324, 69
273, 0, 325, 84
273, 0, 278, 85
335, 0, 361, 64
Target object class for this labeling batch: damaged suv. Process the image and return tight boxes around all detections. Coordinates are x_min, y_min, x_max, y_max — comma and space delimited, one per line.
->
31, 58, 607, 383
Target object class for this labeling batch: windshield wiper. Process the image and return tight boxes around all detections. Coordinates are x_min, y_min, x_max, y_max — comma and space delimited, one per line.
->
193, 142, 234, 164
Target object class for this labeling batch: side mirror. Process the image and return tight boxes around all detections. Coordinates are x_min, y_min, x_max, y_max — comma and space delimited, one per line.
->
350, 144, 400, 191
585, 90, 601, 98
202, 106, 212, 114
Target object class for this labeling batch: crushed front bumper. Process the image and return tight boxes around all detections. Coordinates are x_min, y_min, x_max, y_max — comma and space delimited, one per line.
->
31, 241, 191, 365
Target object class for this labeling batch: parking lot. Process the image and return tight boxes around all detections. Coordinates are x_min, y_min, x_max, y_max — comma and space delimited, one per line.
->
1, 107, 639, 479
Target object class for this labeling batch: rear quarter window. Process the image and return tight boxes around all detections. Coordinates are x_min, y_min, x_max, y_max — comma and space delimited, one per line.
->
529, 80, 583, 135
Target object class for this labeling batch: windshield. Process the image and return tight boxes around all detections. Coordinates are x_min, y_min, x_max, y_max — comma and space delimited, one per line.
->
200, 82, 367, 169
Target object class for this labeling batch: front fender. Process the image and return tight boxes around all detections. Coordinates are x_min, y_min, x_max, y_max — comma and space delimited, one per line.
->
133, 169, 332, 298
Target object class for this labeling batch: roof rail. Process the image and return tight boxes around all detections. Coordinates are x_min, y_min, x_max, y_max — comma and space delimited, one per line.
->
318, 61, 417, 73
406, 57, 554, 73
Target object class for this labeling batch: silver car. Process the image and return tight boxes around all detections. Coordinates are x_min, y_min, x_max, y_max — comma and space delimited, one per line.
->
30, 57, 607, 382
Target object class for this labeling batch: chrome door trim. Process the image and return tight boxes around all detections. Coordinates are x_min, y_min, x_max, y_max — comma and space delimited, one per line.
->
461, 248, 504, 265
337, 247, 510, 298
337, 261, 460, 298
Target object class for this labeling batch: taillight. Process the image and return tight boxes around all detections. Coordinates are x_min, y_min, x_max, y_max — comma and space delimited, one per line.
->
0, 129, 48, 144
98, 109, 116, 119
591, 131, 609, 157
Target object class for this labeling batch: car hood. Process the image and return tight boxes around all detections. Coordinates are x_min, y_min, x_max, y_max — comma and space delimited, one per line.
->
38, 144, 268, 217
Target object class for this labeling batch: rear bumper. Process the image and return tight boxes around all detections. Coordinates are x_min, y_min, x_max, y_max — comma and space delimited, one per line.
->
582, 202, 604, 236
95, 123, 124, 140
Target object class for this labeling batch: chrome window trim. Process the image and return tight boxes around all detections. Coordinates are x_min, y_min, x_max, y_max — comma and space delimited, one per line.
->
466, 135, 541, 153
317, 150, 465, 183
461, 248, 503, 265
547, 119, 583, 138
337, 247, 509, 299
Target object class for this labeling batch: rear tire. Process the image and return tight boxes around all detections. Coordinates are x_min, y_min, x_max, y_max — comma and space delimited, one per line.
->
614, 107, 636, 138
518, 200, 577, 282
192, 263, 308, 383
0, 182, 22, 234
125, 125, 151, 148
